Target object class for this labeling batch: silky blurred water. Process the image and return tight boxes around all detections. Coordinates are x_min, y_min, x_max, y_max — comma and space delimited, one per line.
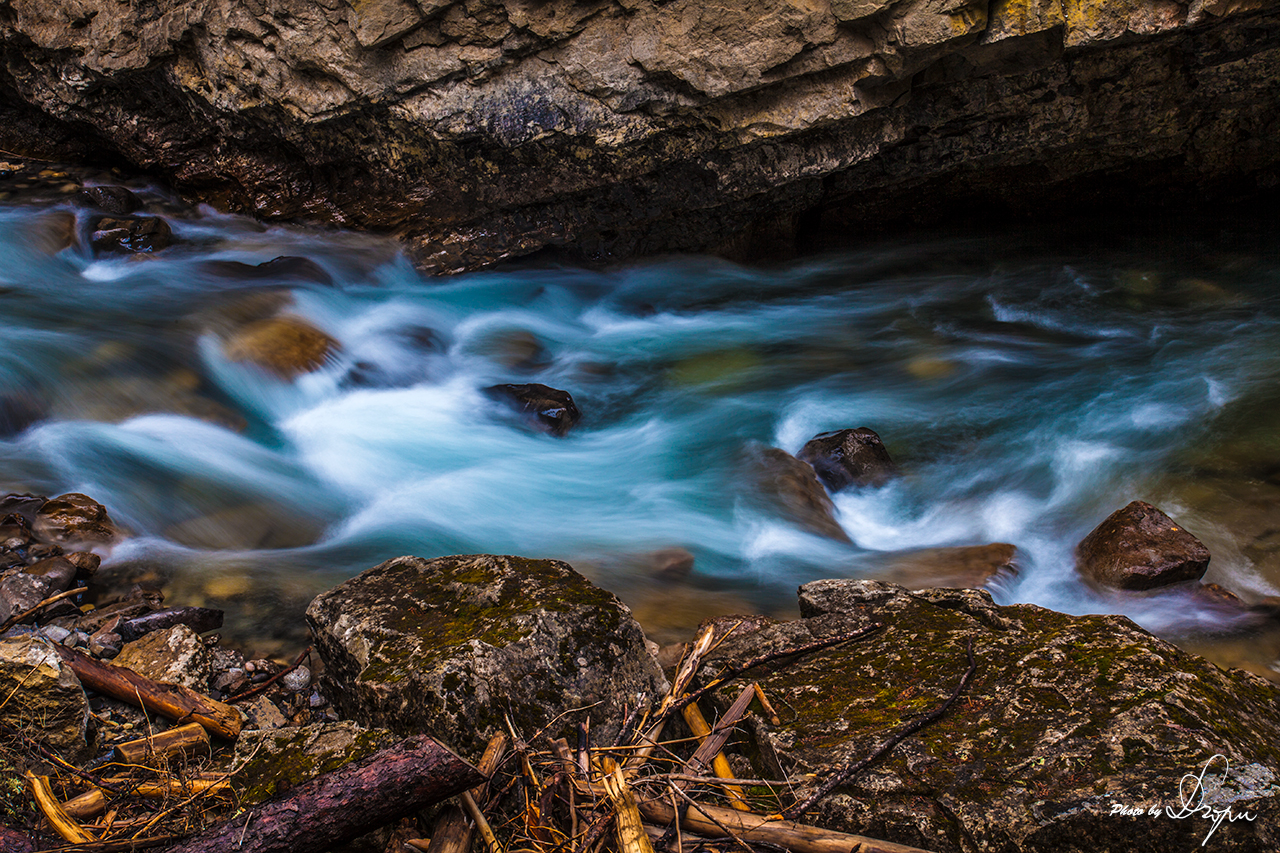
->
3, 197, 1280, 671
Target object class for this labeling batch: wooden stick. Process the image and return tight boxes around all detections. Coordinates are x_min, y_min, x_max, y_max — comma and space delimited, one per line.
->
60, 788, 106, 820
429, 732, 509, 853
114, 721, 210, 764
163, 735, 484, 853
680, 702, 750, 811
102, 778, 232, 799
604, 767, 657, 853
25, 772, 96, 844
752, 684, 782, 726
53, 643, 242, 740
639, 798, 938, 853
626, 626, 717, 773
681, 685, 755, 779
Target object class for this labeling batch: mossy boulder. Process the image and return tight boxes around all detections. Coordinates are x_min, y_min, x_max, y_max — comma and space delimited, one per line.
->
306, 555, 668, 760
701, 580, 1280, 853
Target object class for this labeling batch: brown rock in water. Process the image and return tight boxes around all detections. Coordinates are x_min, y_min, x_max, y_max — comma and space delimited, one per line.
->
222, 315, 339, 379
32, 492, 117, 547
798, 427, 897, 491
199, 255, 333, 286
746, 445, 852, 544
1076, 500, 1210, 591
485, 383, 581, 436
871, 542, 1017, 590
89, 215, 172, 253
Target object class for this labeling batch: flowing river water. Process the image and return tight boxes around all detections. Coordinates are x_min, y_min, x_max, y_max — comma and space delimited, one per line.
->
2, 181, 1279, 676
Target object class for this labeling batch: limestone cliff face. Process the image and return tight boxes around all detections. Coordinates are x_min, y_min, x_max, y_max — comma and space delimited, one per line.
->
0, 0, 1275, 271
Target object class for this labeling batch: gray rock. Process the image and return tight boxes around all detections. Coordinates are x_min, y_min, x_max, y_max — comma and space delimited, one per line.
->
701, 580, 1280, 853
280, 665, 311, 693
0, 636, 91, 760
1077, 501, 1211, 591
307, 554, 667, 760
112, 624, 214, 690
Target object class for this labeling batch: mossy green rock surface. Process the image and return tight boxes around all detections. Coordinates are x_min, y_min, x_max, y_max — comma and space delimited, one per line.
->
231, 722, 400, 805
703, 580, 1280, 853
306, 554, 667, 760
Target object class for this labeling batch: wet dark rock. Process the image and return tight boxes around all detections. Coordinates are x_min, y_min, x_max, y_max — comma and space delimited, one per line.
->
31, 493, 117, 548
485, 383, 582, 437
307, 554, 667, 761
89, 215, 173, 254
1076, 501, 1210, 591
701, 580, 1280, 853
117, 606, 224, 642
744, 445, 852, 543
75, 185, 143, 215
199, 255, 333, 285
798, 427, 897, 491
0, 494, 45, 527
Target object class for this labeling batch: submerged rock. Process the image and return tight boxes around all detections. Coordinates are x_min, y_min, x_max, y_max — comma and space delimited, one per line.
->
866, 542, 1017, 590
485, 383, 582, 436
701, 580, 1280, 852
222, 315, 339, 379
798, 427, 898, 491
1076, 501, 1210, 590
745, 445, 852, 543
307, 554, 667, 760
75, 185, 143, 215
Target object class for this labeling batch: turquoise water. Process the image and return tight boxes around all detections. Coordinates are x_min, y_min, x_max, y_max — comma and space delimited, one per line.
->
2, 197, 1280, 670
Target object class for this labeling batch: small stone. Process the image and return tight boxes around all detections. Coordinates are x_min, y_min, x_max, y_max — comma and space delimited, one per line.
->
1076, 501, 1210, 591
40, 625, 72, 644
88, 632, 122, 659
281, 665, 311, 693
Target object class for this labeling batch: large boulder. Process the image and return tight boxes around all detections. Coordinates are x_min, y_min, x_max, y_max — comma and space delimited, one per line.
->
0, 0, 1274, 273
306, 554, 667, 760
1077, 501, 1211, 591
699, 580, 1280, 853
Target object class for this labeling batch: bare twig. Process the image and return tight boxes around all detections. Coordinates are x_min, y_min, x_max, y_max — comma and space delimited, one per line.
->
0, 587, 82, 633
225, 646, 311, 704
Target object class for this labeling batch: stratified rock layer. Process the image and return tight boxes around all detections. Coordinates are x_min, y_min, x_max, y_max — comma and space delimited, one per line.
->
0, 0, 1274, 272
306, 554, 667, 760
701, 580, 1280, 853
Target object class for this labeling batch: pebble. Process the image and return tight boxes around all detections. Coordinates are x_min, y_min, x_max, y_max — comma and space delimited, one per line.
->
41, 625, 71, 644
281, 665, 311, 693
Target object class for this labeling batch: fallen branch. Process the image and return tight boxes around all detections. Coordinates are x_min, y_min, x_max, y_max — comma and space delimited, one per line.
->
162, 734, 484, 853
52, 643, 242, 740
639, 798, 939, 853
782, 638, 977, 822
429, 732, 509, 853
25, 771, 96, 844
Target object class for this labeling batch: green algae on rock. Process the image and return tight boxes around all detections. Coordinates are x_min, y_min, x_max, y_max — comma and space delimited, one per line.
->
306, 554, 667, 761
700, 580, 1280, 853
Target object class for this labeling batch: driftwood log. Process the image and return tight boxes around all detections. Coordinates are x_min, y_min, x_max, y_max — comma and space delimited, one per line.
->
164, 734, 484, 853
53, 644, 242, 740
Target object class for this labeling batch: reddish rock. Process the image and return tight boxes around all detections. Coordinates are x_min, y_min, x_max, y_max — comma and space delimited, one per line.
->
1076, 501, 1209, 591
797, 427, 897, 491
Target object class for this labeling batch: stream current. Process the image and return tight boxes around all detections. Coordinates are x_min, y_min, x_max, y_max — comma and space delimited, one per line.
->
2, 190, 1279, 675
